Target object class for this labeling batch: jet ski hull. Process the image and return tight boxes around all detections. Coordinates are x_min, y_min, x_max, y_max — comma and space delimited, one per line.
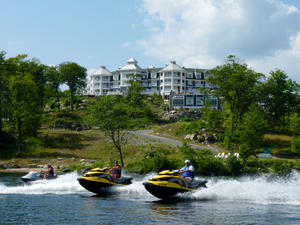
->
142, 170, 207, 200
77, 178, 113, 193
21, 171, 57, 182
143, 181, 189, 199
77, 176, 132, 194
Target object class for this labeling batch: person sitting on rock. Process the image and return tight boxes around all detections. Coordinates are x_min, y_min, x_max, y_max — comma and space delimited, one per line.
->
43, 163, 54, 179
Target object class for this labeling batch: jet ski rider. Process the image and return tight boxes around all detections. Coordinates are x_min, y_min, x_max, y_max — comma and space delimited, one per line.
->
43, 163, 54, 179
179, 160, 195, 187
109, 160, 121, 182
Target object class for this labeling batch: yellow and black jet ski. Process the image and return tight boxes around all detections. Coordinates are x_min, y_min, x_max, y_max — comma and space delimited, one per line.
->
143, 170, 207, 199
77, 168, 132, 194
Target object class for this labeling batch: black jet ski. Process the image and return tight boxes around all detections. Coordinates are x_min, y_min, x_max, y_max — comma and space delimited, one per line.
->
21, 171, 57, 182
143, 170, 207, 200
77, 168, 133, 194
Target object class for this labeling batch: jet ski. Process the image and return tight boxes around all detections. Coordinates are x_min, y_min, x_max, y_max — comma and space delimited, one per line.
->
21, 171, 57, 182
143, 170, 207, 200
77, 167, 133, 194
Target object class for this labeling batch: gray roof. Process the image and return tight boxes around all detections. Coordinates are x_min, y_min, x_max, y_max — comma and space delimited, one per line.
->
93, 66, 112, 76
159, 61, 185, 73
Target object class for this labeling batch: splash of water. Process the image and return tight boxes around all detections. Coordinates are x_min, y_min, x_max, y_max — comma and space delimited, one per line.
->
0, 172, 85, 195
189, 171, 300, 205
2, 170, 300, 205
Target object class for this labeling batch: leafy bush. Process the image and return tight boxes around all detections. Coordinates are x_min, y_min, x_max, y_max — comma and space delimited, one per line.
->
226, 155, 244, 175
140, 146, 179, 173
69, 163, 86, 172
271, 159, 293, 175
180, 142, 227, 175
290, 113, 300, 135
176, 121, 206, 136
91, 160, 104, 169
292, 160, 300, 170
291, 136, 300, 154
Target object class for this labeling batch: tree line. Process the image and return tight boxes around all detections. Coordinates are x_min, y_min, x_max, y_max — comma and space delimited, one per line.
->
0, 51, 87, 152
206, 55, 300, 162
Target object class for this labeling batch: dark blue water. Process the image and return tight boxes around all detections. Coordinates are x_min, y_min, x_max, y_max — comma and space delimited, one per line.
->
1, 172, 300, 224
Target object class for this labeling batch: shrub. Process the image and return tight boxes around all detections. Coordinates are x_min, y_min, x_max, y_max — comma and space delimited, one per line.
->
176, 121, 206, 136
91, 160, 104, 169
271, 159, 293, 175
140, 146, 179, 173
226, 155, 244, 175
180, 142, 227, 175
291, 136, 300, 154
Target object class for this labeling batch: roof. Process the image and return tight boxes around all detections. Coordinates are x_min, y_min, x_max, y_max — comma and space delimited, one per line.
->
159, 61, 185, 73
120, 57, 142, 71
93, 66, 112, 76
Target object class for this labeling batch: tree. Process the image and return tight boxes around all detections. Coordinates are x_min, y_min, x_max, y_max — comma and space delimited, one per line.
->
44, 66, 62, 110
290, 113, 300, 136
9, 73, 42, 152
260, 69, 300, 133
59, 62, 87, 111
208, 55, 263, 148
126, 74, 143, 106
86, 95, 130, 166
237, 104, 265, 163
0, 51, 7, 136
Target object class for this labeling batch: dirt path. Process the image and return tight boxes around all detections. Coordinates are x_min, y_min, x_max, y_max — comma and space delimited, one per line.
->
132, 129, 221, 154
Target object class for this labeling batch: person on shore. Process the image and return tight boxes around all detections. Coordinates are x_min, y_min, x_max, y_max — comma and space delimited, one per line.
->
179, 160, 195, 187
43, 163, 54, 179
109, 160, 121, 182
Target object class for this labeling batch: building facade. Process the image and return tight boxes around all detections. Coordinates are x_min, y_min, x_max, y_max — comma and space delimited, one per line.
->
86, 58, 218, 109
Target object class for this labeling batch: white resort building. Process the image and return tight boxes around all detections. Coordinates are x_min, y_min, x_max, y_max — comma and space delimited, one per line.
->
86, 58, 218, 109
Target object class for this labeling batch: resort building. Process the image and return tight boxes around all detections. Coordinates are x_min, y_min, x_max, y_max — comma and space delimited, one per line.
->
86, 58, 218, 109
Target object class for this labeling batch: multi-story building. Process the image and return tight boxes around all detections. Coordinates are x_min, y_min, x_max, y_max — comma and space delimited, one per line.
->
86, 58, 218, 109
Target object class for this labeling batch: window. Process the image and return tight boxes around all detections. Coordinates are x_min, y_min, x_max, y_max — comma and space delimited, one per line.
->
196, 98, 204, 106
187, 73, 193, 79
151, 73, 157, 79
195, 81, 201, 87
186, 97, 194, 106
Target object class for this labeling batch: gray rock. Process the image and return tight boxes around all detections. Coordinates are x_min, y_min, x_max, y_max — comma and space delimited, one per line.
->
62, 168, 70, 173
0, 163, 8, 169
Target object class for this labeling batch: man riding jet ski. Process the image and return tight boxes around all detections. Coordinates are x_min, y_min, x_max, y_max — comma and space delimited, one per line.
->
21, 164, 57, 182
143, 160, 207, 200
77, 162, 132, 194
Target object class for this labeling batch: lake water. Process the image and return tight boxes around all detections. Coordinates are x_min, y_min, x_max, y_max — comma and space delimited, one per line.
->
1, 171, 300, 224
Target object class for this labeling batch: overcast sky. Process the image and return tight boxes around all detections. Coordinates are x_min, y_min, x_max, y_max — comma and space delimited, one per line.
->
1, 0, 300, 83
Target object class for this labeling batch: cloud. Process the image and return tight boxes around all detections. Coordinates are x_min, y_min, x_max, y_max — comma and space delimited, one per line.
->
137, 0, 300, 82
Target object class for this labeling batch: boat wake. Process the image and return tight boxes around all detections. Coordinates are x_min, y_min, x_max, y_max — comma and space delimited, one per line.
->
2, 170, 300, 206
0, 172, 85, 195
189, 171, 300, 205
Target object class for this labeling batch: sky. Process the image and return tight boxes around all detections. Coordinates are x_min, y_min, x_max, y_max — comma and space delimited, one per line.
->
1, 0, 300, 83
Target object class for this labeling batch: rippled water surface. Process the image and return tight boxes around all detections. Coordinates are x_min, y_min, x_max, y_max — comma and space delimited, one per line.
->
1, 172, 300, 224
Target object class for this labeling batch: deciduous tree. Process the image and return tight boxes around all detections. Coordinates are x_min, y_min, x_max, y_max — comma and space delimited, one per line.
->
260, 69, 300, 133
9, 73, 42, 152
86, 95, 130, 166
208, 55, 263, 148
59, 62, 87, 111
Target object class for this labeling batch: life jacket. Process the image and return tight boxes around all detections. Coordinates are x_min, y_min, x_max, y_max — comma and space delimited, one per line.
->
182, 165, 194, 178
48, 167, 54, 176
112, 166, 121, 178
